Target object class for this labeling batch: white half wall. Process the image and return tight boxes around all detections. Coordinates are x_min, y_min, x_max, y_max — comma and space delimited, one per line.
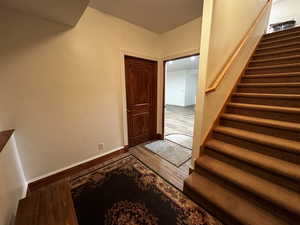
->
0, 135, 26, 225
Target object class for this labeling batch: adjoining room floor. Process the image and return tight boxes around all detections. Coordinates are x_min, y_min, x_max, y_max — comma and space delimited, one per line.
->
164, 105, 195, 137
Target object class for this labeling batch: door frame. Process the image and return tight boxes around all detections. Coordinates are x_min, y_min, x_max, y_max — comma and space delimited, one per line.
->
162, 53, 200, 138
120, 50, 160, 147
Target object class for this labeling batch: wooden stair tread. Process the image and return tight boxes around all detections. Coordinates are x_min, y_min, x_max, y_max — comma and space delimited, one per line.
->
263, 29, 300, 41
254, 47, 300, 57
196, 156, 300, 215
221, 113, 300, 132
261, 35, 300, 45
205, 139, 300, 182
243, 72, 300, 78
214, 126, 300, 155
233, 92, 300, 99
247, 62, 300, 70
257, 41, 300, 51
228, 102, 300, 114
238, 82, 300, 87
250, 55, 300, 63
184, 172, 290, 225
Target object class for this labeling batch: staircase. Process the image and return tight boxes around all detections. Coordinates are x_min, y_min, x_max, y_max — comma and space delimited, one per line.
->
184, 26, 300, 225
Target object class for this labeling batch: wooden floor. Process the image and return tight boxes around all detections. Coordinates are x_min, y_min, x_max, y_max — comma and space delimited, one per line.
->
130, 145, 190, 190
165, 105, 195, 136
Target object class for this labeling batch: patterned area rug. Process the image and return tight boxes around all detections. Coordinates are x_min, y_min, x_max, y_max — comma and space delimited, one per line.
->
145, 140, 191, 167
70, 156, 223, 225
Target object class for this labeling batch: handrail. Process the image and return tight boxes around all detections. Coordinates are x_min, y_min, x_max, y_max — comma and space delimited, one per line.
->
205, 0, 271, 94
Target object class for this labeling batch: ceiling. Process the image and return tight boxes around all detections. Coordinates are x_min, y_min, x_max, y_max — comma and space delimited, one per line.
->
89, 0, 203, 33
0, 0, 89, 26
166, 55, 199, 72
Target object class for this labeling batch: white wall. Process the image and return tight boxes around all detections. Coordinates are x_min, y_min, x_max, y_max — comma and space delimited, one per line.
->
165, 71, 186, 106
0, 7, 162, 181
269, 0, 300, 27
185, 70, 198, 106
165, 69, 198, 107
160, 18, 202, 59
0, 135, 26, 225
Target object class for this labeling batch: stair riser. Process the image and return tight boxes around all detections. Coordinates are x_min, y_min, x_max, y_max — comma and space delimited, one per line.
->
220, 118, 300, 142
231, 96, 300, 108
213, 131, 300, 164
241, 76, 300, 83
205, 148, 300, 193
259, 37, 300, 48
237, 86, 300, 94
256, 43, 300, 54
249, 57, 300, 67
226, 106, 300, 123
246, 65, 300, 75
253, 49, 300, 60
195, 161, 300, 221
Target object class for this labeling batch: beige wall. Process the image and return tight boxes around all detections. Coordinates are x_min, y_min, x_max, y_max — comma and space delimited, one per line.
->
192, 0, 271, 162
0, 5, 202, 181
0, 135, 26, 225
160, 17, 202, 59
156, 18, 202, 134
269, 0, 300, 27
0, 7, 162, 181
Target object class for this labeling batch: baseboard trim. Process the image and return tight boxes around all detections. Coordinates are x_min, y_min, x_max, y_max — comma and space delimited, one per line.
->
27, 146, 128, 193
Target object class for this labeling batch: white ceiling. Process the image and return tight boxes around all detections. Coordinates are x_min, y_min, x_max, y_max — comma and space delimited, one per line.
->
89, 0, 203, 33
0, 0, 89, 26
166, 55, 199, 72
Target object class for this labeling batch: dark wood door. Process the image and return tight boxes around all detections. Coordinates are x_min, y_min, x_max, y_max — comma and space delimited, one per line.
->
125, 56, 157, 147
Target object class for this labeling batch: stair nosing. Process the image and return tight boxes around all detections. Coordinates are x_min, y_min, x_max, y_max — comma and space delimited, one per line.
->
263, 29, 300, 40
214, 125, 300, 154
254, 47, 300, 57
196, 156, 300, 215
243, 72, 300, 78
237, 82, 300, 87
221, 113, 300, 132
257, 41, 300, 51
261, 34, 300, 45
250, 55, 300, 63
247, 62, 300, 70
232, 92, 300, 99
228, 102, 300, 114
205, 139, 300, 182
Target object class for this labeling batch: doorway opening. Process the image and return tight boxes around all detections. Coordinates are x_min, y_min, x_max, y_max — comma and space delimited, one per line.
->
163, 54, 199, 149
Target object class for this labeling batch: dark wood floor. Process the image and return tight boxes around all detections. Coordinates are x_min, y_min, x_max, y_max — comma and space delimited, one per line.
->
130, 145, 190, 190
